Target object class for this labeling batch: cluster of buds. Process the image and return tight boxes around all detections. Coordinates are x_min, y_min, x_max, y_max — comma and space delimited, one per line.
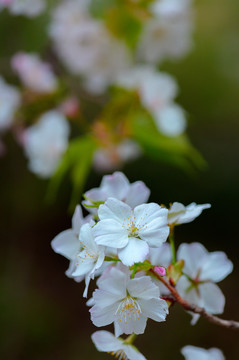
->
52, 172, 233, 359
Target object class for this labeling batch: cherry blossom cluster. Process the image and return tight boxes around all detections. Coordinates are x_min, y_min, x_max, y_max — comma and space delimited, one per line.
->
52, 171, 233, 359
0, 0, 197, 180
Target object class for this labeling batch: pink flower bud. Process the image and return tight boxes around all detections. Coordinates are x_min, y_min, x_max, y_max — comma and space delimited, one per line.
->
154, 266, 166, 277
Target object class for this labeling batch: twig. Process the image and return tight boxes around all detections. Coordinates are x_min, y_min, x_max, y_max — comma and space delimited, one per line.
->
150, 269, 239, 330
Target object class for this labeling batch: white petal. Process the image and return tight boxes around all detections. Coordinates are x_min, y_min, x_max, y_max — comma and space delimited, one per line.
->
91, 330, 122, 352
149, 243, 172, 267
138, 298, 168, 322
71, 256, 93, 277
90, 303, 118, 327
72, 205, 83, 234
79, 223, 98, 251
178, 203, 211, 224
200, 251, 233, 282
181, 345, 211, 360
101, 172, 130, 199
125, 181, 150, 208
154, 104, 187, 137
209, 348, 225, 360
200, 283, 225, 314
127, 276, 159, 299
124, 344, 147, 360
168, 202, 186, 225
118, 238, 149, 266
135, 204, 169, 246
116, 314, 148, 335
98, 197, 132, 222
94, 219, 129, 248
177, 243, 208, 278
97, 267, 127, 299
51, 229, 80, 260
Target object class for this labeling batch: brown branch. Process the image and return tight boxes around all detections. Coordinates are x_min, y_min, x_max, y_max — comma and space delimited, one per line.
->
150, 269, 239, 330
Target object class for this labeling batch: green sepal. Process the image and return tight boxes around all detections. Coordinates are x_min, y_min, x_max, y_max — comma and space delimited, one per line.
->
167, 259, 185, 286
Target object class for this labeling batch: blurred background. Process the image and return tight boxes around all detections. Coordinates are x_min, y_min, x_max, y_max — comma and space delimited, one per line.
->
1, 0, 239, 359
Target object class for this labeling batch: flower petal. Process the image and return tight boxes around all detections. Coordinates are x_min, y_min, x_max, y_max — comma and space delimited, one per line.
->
200, 283, 225, 314
138, 298, 168, 322
200, 251, 233, 282
94, 219, 129, 248
91, 330, 122, 352
98, 197, 132, 222
127, 276, 159, 299
177, 243, 208, 278
125, 181, 150, 208
90, 303, 118, 327
51, 229, 80, 260
118, 238, 149, 266
124, 344, 147, 360
101, 172, 130, 199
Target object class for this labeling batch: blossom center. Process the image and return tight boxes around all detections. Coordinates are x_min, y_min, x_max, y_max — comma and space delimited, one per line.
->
115, 296, 142, 324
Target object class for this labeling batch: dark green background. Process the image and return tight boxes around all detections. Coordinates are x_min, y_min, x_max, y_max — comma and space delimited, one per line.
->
1, 0, 239, 358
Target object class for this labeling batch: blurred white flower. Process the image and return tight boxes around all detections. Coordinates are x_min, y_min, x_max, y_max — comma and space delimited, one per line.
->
93, 140, 142, 172
90, 266, 168, 335
49, 0, 131, 93
168, 202, 211, 225
94, 198, 169, 266
23, 110, 70, 178
154, 104, 187, 137
12, 52, 58, 93
177, 243, 233, 324
0, 76, 20, 131
116, 65, 186, 137
92, 331, 146, 360
181, 345, 225, 360
83, 171, 150, 213
137, 0, 193, 63
0, 0, 46, 17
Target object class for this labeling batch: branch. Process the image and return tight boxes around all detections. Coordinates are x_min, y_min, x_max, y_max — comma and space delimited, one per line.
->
150, 269, 239, 330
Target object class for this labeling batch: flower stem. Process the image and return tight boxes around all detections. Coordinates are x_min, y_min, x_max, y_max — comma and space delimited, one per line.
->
150, 268, 239, 330
169, 226, 176, 264
124, 333, 137, 345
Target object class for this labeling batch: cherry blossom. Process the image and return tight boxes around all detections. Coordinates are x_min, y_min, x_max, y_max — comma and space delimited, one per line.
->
177, 243, 233, 323
90, 266, 168, 336
92, 331, 146, 360
23, 110, 70, 178
12, 52, 58, 93
83, 171, 150, 213
94, 198, 169, 266
181, 345, 225, 360
168, 202, 211, 225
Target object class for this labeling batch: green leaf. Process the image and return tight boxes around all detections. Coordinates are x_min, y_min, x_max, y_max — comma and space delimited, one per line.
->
46, 136, 97, 208
130, 111, 207, 173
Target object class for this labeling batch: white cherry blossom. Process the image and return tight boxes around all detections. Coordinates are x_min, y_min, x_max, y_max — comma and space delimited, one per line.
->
23, 110, 70, 178
177, 243, 233, 324
181, 345, 225, 360
0, 0, 46, 17
154, 103, 187, 137
92, 331, 146, 360
83, 171, 150, 214
137, 0, 193, 64
49, 0, 131, 93
94, 198, 169, 266
93, 140, 142, 172
12, 52, 58, 93
90, 266, 168, 335
168, 202, 211, 225
0, 76, 20, 131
